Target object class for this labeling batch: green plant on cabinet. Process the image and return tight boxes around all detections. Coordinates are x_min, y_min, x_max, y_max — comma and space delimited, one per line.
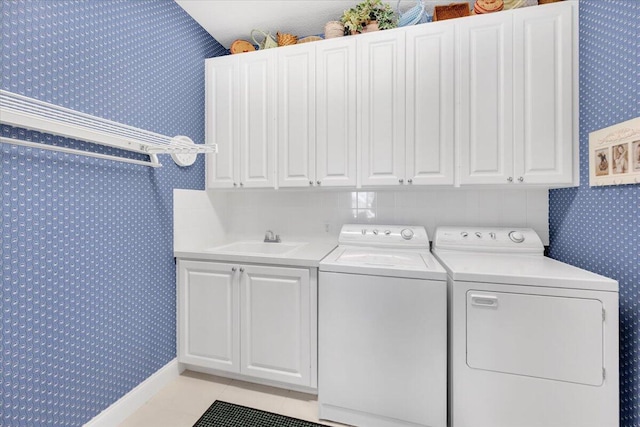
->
341, 0, 398, 34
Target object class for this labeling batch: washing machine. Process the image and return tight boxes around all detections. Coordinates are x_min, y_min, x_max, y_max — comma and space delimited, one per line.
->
432, 226, 619, 427
319, 224, 447, 427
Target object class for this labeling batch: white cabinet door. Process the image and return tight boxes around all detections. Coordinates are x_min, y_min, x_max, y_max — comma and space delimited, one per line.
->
206, 57, 239, 189
406, 23, 455, 186
239, 50, 276, 188
278, 44, 316, 188
513, 2, 573, 185
240, 265, 311, 386
316, 38, 357, 187
458, 13, 514, 185
359, 31, 406, 187
178, 260, 240, 373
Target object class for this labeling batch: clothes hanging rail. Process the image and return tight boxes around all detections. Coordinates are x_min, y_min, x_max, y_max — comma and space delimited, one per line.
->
0, 90, 217, 167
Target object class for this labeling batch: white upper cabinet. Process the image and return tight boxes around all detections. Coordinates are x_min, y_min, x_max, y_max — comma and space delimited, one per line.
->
405, 23, 455, 186
206, 57, 239, 189
206, 50, 276, 189
457, 12, 514, 185
513, 2, 573, 185
458, 2, 575, 186
239, 50, 276, 188
358, 30, 407, 187
205, 2, 576, 189
316, 37, 357, 187
278, 44, 316, 188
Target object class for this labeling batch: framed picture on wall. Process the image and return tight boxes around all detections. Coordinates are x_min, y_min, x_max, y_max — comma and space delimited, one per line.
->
589, 116, 640, 187
633, 140, 640, 172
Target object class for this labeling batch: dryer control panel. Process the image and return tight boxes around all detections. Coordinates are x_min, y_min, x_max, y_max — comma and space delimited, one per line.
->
433, 227, 544, 254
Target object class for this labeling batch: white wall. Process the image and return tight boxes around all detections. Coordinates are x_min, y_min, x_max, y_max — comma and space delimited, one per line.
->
219, 188, 549, 244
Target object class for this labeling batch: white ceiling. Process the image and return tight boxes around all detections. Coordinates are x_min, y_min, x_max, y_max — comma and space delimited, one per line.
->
175, 1, 460, 49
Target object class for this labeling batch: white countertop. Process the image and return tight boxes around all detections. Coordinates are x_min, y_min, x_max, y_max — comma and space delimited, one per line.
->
174, 239, 337, 268
433, 250, 618, 292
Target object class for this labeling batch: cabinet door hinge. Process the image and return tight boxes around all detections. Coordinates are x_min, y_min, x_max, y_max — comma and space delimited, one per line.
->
602, 307, 606, 322
603, 367, 606, 380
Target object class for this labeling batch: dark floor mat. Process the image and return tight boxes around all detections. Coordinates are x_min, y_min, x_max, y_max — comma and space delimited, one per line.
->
193, 400, 327, 427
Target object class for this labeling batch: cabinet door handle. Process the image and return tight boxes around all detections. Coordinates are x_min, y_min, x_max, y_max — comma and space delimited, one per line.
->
399, 179, 404, 184
407, 179, 413, 184
233, 182, 237, 187
239, 267, 245, 273
231, 267, 237, 272
518, 176, 524, 182
309, 181, 313, 185
316, 180, 321, 185
239, 182, 244, 187
507, 176, 513, 182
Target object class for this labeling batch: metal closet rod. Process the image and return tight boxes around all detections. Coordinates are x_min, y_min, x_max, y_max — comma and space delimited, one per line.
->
0, 136, 161, 168
0, 90, 218, 167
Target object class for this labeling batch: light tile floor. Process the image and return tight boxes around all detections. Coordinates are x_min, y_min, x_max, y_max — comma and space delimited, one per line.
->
119, 371, 348, 427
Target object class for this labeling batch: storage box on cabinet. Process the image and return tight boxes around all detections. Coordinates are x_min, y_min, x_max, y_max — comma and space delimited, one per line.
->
177, 259, 316, 388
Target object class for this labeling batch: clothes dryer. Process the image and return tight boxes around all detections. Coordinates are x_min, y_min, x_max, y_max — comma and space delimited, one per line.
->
433, 226, 619, 427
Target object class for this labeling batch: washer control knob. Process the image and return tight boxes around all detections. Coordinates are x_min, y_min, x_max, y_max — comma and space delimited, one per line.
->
489, 232, 496, 240
361, 229, 367, 235
384, 230, 391, 236
461, 231, 469, 238
509, 231, 525, 243
373, 229, 379, 235
475, 232, 482, 238
401, 228, 414, 240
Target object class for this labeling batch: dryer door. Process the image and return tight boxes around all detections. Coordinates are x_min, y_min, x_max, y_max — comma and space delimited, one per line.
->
466, 290, 604, 386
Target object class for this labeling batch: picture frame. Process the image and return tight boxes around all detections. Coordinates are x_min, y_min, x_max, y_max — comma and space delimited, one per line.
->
589, 116, 640, 187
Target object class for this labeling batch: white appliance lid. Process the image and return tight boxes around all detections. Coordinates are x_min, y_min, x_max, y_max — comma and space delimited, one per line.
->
336, 248, 429, 268
320, 246, 447, 281
433, 251, 618, 292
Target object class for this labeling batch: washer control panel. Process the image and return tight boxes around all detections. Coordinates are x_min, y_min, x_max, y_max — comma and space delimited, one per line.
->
433, 227, 543, 254
339, 224, 429, 248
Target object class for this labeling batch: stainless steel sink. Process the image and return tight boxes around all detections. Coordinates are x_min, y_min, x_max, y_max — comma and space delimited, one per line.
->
209, 241, 305, 256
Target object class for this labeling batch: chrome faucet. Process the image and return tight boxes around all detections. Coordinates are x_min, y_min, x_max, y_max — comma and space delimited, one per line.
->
264, 230, 281, 243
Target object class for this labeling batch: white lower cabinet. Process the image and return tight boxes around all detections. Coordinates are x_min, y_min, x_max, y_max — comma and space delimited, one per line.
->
178, 260, 317, 389
178, 260, 239, 372
240, 265, 312, 386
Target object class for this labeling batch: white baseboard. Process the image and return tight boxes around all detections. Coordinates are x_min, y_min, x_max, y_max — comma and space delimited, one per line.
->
84, 358, 182, 427
182, 363, 318, 395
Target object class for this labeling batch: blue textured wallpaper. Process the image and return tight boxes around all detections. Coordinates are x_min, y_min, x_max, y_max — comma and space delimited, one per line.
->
0, 1, 227, 425
548, 1, 640, 426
